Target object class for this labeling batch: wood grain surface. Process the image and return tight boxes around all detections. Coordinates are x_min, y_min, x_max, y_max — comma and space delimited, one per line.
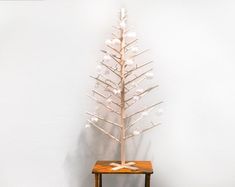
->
92, 161, 153, 174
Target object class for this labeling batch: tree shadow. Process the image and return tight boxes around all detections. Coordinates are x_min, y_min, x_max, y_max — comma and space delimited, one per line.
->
64, 125, 119, 187
64, 126, 153, 187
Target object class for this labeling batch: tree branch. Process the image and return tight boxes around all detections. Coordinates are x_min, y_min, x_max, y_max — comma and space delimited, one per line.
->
125, 68, 153, 86
101, 61, 121, 78
107, 45, 121, 55
101, 50, 121, 64
125, 105, 158, 131
99, 74, 118, 88
125, 77, 146, 94
87, 95, 120, 115
129, 49, 149, 58
112, 33, 119, 38
87, 120, 120, 143
125, 123, 161, 140
125, 101, 163, 119
86, 112, 121, 128
125, 61, 153, 78
92, 89, 107, 99
125, 85, 159, 103
122, 39, 138, 50
90, 76, 116, 90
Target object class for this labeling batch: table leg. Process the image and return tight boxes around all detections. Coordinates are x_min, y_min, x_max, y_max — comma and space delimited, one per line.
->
95, 174, 102, 187
95, 174, 99, 187
145, 174, 151, 187
99, 174, 102, 187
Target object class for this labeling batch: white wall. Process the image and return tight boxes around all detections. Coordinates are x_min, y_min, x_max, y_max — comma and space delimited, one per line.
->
0, 0, 235, 187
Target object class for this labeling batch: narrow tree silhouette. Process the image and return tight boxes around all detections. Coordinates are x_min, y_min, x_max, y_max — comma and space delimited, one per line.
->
86, 8, 162, 170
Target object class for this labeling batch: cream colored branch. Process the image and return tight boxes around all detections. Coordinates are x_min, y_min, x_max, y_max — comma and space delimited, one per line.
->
92, 90, 107, 99
125, 123, 161, 140
92, 90, 120, 108
86, 112, 121, 128
125, 77, 146, 94
112, 33, 119, 38
101, 50, 121, 64
125, 68, 153, 86
125, 107, 156, 131
125, 85, 159, 103
107, 45, 121, 55
123, 29, 130, 34
130, 49, 149, 58
101, 62, 121, 78
125, 101, 163, 119
122, 39, 138, 50
121, 15, 127, 20
95, 83, 114, 95
108, 97, 122, 108
94, 76, 120, 98
103, 87, 121, 100
99, 74, 118, 88
90, 75, 116, 90
125, 101, 130, 108
87, 120, 120, 143
112, 26, 121, 30
125, 116, 142, 131
87, 95, 120, 115
125, 61, 153, 78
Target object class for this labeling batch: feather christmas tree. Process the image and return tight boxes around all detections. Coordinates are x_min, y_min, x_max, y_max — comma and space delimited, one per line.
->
86, 8, 162, 171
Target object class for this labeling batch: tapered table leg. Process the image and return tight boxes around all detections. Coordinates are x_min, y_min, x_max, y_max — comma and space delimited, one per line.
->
95, 174, 99, 187
99, 174, 102, 187
145, 174, 151, 187
95, 174, 102, 187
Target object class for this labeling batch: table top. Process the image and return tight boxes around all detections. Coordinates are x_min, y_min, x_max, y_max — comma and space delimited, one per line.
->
92, 161, 153, 174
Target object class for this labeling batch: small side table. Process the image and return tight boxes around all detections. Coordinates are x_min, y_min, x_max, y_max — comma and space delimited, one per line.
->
92, 161, 153, 187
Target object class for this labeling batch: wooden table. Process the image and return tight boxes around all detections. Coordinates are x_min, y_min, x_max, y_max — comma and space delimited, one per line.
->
92, 161, 153, 187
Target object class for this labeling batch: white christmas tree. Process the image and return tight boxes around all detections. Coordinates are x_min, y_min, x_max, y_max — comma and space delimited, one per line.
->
86, 8, 162, 171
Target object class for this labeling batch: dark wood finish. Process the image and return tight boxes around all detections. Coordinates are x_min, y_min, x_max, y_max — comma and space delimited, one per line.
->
95, 174, 99, 187
92, 161, 153, 187
99, 174, 102, 187
145, 174, 151, 187
95, 174, 102, 187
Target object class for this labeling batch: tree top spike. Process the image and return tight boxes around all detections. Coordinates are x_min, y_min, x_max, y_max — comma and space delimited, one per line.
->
120, 8, 126, 19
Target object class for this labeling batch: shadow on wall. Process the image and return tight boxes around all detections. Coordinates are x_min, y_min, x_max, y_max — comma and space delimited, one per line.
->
64, 127, 152, 187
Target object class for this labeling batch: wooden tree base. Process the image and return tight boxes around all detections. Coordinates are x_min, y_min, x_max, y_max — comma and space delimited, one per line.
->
110, 161, 138, 170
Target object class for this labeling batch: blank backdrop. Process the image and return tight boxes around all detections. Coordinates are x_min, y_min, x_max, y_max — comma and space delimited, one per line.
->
0, 0, 235, 187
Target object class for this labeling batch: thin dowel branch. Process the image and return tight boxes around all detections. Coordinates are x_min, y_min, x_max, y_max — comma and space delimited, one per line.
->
125, 61, 153, 77
99, 74, 119, 88
95, 83, 115, 96
129, 49, 149, 59
125, 85, 159, 103
125, 106, 157, 131
125, 68, 153, 86
107, 45, 121, 55
86, 112, 121, 128
125, 122, 161, 140
112, 32, 119, 38
122, 39, 138, 50
101, 61, 121, 78
101, 50, 121, 64
87, 120, 120, 143
125, 77, 146, 94
92, 90, 107, 99
87, 95, 120, 115
125, 101, 163, 119
90, 76, 116, 90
